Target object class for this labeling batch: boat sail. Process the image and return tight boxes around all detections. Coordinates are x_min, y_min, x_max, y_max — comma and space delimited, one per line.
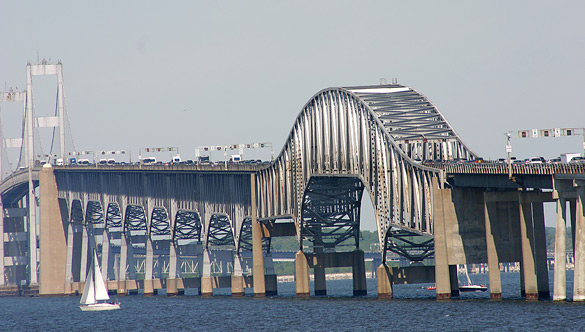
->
79, 250, 120, 311
458, 264, 487, 292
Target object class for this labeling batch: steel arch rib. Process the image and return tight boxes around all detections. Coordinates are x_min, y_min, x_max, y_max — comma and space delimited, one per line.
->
256, 84, 474, 249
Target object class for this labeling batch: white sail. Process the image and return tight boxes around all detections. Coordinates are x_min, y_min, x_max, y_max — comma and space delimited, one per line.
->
80, 251, 110, 305
463, 265, 473, 286
80, 262, 96, 305
93, 251, 110, 301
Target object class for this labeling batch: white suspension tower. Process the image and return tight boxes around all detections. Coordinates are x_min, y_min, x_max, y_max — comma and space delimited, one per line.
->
24, 60, 67, 285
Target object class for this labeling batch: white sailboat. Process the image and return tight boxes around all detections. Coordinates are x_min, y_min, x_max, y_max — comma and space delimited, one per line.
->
79, 250, 120, 311
458, 264, 487, 292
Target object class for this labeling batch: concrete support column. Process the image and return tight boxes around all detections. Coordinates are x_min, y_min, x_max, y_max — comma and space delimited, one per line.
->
433, 187, 452, 300
167, 243, 179, 296
264, 253, 278, 296
532, 202, 550, 300
519, 201, 538, 301
144, 238, 154, 296
570, 200, 577, 252
64, 223, 74, 295
231, 254, 244, 297
553, 198, 567, 301
100, 229, 110, 281
251, 174, 265, 298
79, 226, 89, 284
295, 250, 310, 298
314, 247, 326, 296
39, 165, 68, 295
352, 249, 367, 296
200, 249, 213, 297
449, 265, 459, 297
377, 264, 393, 299
484, 198, 502, 300
117, 233, 128, 295
573, 185, 585, 301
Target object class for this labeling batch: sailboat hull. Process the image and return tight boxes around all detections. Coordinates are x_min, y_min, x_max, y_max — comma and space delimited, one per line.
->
80, 302, 121, 311
459, 285, 487, 292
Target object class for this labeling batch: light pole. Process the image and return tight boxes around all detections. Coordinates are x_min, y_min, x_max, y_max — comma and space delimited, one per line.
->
506, 132, 512, 179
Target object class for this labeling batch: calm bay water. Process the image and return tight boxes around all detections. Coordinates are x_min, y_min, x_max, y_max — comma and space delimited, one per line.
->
1, 271, 583, 332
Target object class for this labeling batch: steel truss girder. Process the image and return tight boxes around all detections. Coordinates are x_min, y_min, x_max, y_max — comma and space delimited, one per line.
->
125, 204, 147, 233
70, 199, 84, 225
85, 201, 104, 225
206, 214, 235, 248
384, 228, 434, 262
255, 85, 448, 254
238, 216, 271, 253
106, 203, 122, 229
150, 207, 171, 237
301, 176, 364, 250
173, 210, 201, 243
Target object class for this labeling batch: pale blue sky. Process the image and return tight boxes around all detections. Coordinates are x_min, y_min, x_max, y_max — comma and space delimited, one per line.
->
2, 1, 584, 228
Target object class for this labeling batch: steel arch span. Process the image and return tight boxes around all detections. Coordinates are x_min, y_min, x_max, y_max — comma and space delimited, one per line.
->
256, 84, 477, 250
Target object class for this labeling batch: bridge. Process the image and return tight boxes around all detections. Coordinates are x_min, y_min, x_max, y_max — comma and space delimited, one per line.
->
1, 61, 584, 301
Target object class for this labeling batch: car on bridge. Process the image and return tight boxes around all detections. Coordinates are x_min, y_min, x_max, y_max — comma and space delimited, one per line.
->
528, 157, 546, 164
570, 156, 585, 164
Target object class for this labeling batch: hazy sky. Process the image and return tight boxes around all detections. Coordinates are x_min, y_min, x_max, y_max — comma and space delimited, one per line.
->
1, 1, 584, 228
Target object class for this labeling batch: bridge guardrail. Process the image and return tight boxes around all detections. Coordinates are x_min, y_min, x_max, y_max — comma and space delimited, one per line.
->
425, 161, 585, 175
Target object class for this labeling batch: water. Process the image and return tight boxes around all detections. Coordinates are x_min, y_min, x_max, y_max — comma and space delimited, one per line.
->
1, 272, 583, 331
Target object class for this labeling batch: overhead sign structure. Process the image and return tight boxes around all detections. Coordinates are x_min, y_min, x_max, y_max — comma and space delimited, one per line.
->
515, 128, 583, 139
509, 127, 585, 156
195, 142, 273, 160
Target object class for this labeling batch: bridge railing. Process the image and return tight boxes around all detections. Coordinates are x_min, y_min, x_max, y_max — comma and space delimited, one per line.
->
425, 161, 585, 175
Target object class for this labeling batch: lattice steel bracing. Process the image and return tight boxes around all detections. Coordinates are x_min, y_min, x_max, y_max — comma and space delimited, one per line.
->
256, 85, 446, 253
124, 205, 147, 236
70, 199, 84, 225
384, 228, 434, 262
150, 207, 171, 240
238, 216, 270, 253
85, 201, 104, 226
346, 85, 478, 161
106, 203, 123, 229
206, 214, 235, 248
300, 176, 364, 250
173, 210, 201, 244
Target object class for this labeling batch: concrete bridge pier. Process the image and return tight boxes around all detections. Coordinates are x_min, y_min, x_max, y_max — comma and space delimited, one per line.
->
553, 196, 567, 301
352, 249, 367, 296
200, 249, 213, 297
167, 242, 180, 296
532, 201, 550, 300
573, 182, 585, 301
231, 253, 244, 297
432, 182, 453, 300
117, 232, 129, 295
144, 238, 155, 296
78, 225, 89, 293
263, 253, 278, 296
483, 194, 502, 300
295, 250, 310, 297
99, 228, 110, 284
314, 247, 326, 296
377, 264, 393, 299
518, 197, 551, 300
64, 223, 76, 295
39, 164, 68, 296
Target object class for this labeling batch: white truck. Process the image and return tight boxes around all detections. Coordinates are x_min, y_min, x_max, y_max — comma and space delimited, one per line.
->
561, 153, 581, 163
231, 154, 241, 163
